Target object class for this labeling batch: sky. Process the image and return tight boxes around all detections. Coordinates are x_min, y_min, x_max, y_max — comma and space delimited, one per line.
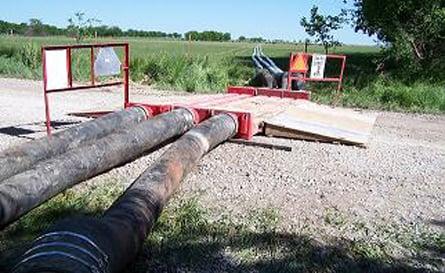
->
2, 0, 376, 45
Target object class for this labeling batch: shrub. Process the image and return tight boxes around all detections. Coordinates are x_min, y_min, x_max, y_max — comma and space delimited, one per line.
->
16, 42, 40, 70
131, 53, 251, 93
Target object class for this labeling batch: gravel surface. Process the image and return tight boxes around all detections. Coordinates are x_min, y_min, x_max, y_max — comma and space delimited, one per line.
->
0, 77, 444, 242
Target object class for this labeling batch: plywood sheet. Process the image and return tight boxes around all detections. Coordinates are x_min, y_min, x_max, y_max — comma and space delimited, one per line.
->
264, 100, 378, 146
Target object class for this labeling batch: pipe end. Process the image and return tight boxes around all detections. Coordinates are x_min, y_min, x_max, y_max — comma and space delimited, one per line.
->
12, 217, 109, 273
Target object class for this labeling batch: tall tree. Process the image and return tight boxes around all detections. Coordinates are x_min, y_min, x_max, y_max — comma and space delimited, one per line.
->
67, 12, 101, 41
351, 0, 444, 72
300, 6, 346, 54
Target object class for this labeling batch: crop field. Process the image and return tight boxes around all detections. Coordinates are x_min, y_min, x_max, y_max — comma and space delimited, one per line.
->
0, 35, 444, 113
0, 35, 379, 57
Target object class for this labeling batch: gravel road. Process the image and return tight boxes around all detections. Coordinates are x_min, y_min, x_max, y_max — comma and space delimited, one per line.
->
0, 77, 444, 242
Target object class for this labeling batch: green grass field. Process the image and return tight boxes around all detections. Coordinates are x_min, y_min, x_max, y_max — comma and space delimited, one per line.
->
0, 35, 444, 113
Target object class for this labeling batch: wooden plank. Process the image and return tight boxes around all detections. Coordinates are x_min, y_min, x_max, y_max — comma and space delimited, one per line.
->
264, 124, 365, 146
264, 101, 378, 146
228, 139, 292, 151
213, 96, 295, 122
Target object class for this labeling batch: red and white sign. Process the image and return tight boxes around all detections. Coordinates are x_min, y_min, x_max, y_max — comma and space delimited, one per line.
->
310, 54, 327, 79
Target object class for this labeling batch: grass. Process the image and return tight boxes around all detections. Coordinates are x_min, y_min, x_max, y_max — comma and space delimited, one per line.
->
0, 179, 443, 273
0, 35, 444, 112
313, 79, 445, 113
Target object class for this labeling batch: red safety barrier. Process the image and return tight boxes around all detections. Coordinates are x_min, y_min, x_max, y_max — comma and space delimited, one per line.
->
288, 52, 346, 92
42, 43, 129, 136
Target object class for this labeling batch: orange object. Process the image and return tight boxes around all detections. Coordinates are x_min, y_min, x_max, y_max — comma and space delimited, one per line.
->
290, 53, 308, 72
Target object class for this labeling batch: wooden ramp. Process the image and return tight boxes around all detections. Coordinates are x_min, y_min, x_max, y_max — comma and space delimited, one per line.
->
208, 95, 377, 146
263, 100, 378, 146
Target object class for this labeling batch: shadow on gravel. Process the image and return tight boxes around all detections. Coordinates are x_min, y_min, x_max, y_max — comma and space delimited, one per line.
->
430, 219, 445, 228
0, 120, 81, 139
127, 201, 443, 273
129, 229, 442, 273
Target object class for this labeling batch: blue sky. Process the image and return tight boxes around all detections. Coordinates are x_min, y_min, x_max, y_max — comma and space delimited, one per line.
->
2, 0, 376, 45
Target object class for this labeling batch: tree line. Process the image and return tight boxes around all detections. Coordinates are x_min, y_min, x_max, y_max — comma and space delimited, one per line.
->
0, 19, 184, 39
184, 31, 231, 42
0, 18, 245, 42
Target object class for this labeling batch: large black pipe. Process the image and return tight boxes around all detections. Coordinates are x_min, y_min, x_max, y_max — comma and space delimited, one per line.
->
0, 107, 150, 182
11, 113, 238, 273
0, 108, 195, 229
252, 45, 283, 77
252, 45, 287, 88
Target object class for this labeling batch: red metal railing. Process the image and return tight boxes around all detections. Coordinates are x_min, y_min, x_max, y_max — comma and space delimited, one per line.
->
288, 53, 346, 92
42, 43, 129, 135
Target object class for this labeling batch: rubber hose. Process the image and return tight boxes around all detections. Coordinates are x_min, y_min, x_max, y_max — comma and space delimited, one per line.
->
0, 108, 195, 229
11, 113, 238, 273
0, 107, 150, 182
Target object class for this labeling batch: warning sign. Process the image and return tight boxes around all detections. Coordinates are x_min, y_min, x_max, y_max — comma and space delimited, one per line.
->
291, 54, 308, 72
310, 54, 327, 79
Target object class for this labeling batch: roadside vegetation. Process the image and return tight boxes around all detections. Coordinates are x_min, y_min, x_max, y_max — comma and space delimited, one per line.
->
0, 35, 444, 113
0, 180, 443, 273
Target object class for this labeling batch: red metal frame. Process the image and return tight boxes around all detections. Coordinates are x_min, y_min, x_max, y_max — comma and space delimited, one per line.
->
41, 44, 316, 141
288, 52, 346, 92
126, 101, 259, 140
227, 86, 311, 100
42, 43, 129, 136
125, 86, 309, 141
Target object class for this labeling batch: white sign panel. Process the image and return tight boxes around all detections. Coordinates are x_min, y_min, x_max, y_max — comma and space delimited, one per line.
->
310, 54, 327, 79
94, 47, 122, 76
45, 49, 69, 90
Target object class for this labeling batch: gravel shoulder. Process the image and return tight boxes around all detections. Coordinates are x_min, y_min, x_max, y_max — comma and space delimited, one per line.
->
0, 77, 444, 243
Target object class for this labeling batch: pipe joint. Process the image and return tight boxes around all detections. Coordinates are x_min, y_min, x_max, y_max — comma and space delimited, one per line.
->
13, 231, 108, 273
134, 105, 153, 120
176, 107, 199, 125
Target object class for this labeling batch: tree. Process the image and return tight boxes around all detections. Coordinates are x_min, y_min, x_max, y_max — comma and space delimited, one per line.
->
300, 6, 346, 54
185, 31, 199, 41
26, 19, 44, 36
351, 0, 444, 74
223, 32, 231, 41
67, 12, 101, 41
238, 36, 246, 42
184, 31, 232, 42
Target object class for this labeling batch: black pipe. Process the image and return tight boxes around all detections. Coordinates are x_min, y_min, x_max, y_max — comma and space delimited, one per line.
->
0, 108, 195, 229
259, 47, 284, 74
253, 45, 283, 77
0, 107, 150, 182
11, 113, 238, 273
251, 46, 286, 88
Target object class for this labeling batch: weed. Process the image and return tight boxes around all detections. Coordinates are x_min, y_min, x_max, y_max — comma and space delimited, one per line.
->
16, 42, 40, 70
324, 207, 347, 227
